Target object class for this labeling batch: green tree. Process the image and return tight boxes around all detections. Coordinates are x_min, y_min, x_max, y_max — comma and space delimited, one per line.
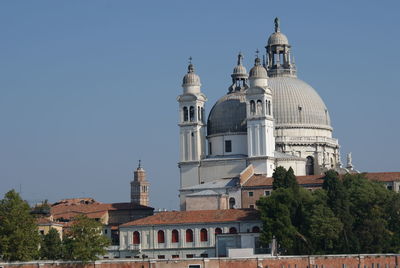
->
305, 190, 343, 254
63, 215, 110, 262
344, 173, 393, 253
272, 166, 287, 190
0, 190, 40, 261
40, 228, 63, 260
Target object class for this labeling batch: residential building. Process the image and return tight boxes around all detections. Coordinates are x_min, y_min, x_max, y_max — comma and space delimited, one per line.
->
117, 209, 263, 259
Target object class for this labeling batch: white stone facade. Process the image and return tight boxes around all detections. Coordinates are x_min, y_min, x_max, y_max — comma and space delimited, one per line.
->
118, 212, 261, 259
177, 19, 343, 209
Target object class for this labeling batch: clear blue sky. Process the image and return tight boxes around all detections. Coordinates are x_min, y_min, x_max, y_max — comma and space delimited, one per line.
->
0, 0, 399, 209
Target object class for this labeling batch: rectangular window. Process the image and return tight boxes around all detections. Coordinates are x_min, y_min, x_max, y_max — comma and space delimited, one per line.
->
172, 255, 179, 259
188, 265, 201, 268
248, 191, 254, 197
249, 204, 255, 209
186, 254, 194, 258
265, 190, 270, 196
208, 142, 212, 155
200, 253, 208, 258
225, 140, 232, 153
157, 255, 165, 259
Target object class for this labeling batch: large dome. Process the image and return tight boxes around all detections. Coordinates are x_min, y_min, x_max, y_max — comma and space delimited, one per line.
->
269, 77, 331, 129
207, 92, 247, 136
207, 77, 332, 136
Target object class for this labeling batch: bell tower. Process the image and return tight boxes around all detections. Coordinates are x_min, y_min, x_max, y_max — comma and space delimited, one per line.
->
246, 54, 275, 176
130, 160, 149, 206
177, 59, 207, 187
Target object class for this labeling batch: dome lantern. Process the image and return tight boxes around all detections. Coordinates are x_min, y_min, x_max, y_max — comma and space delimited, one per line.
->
265, 18, 296, 78
228, 52, 248, 93
182, 57, 201, 94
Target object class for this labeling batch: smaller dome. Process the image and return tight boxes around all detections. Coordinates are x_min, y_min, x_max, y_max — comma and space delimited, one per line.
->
182, 64, 201, 87
231, 52, 248, 79
249, 57, 268, 78
233, 64, 247, 76
267, 32, 289, 46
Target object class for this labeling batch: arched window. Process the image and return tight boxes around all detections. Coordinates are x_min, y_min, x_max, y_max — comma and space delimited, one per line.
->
198, 106, 201, 122
256, 100, 263, 115
215, 228, 222, 235
189, 106, 195, 122
229, 197, 235, 209
252, 226, 260, 233
186, 229, 193, 243
268, 100, 271, 115
229, 227, 237, 234
200, 228, 208, 242
183, 107, 188, 121
157, 230, 165, 243
171, 229, 179, 243
133, 231, 140, 244
250, 100, 255, 115
306, 156, 315, 175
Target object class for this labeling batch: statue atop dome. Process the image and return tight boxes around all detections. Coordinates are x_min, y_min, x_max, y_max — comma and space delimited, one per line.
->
274, 17, 280, 32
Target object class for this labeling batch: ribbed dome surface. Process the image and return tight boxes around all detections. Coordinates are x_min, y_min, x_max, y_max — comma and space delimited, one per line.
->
268, 32, 289, 46
207, 77, 332, 136
233, 64, 247, 75
207, 92, 247, 136
182, 64, 201, 87
269, 77, 331, 128
249, 64, 268, 78
182, 72, 200, 86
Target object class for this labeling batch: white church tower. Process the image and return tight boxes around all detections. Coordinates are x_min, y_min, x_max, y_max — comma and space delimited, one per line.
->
246, 55, 275, 176
177, 59, 207, 187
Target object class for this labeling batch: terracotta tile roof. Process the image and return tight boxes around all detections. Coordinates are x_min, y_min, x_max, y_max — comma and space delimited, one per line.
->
51, 201, 153, 221
243, 172, 400, 188
243, 174, 324, 187
363, 172, 400, 182
120, 209, 260, 227
36, 217, 60, 225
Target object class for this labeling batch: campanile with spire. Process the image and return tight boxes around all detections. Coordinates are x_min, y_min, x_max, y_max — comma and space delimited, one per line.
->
130, 160, 149, 206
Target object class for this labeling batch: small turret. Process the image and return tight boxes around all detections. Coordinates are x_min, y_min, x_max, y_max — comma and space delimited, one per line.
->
228, 52, 248, 93
182, 57, 201, 94
265, 18, 296, 77
249, 51, 269, 88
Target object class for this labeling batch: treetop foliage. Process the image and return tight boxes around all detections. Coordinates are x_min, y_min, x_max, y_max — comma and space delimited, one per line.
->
0, 190, 40, 261
0, 190, 110, 262
257, 167, 400, 255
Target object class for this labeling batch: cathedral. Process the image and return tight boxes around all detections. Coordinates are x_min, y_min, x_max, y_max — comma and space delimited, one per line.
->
177, 18, 344, 209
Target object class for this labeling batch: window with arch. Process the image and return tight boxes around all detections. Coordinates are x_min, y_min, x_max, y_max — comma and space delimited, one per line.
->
250, 100, 256, 115
200, 228, 208, 242
252, 226, 260, 233
157, 230, 165, 243
256, 100, 263, 115
186, 229, 193, 243
229, 227, 237, 234
183, 107, 188, 121
229, 197, 235, 209
198, 106, 201, 122
189, 106, 195, 122
306, 156, 315, 175
133, 231, 140, 244
171, 229, 179, 243
215, 228, 222, 235
267, 100, 271, 115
